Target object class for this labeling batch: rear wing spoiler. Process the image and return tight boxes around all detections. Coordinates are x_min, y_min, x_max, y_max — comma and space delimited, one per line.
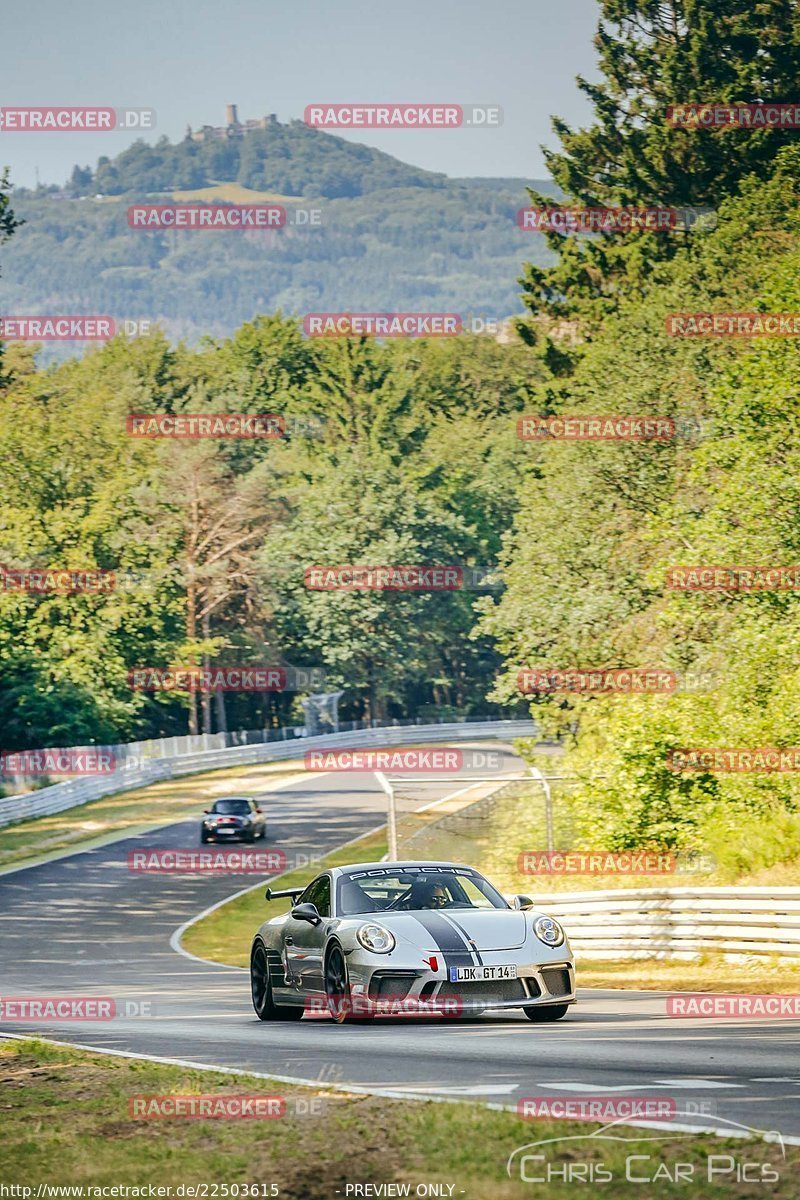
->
265, 885, 305, 901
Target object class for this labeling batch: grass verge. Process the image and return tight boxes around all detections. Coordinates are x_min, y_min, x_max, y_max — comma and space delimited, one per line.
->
576, 954, 800, 993
2, 1039, 795, 1199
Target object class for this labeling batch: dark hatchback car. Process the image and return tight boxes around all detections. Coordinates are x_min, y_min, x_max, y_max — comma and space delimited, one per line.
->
200, 796, 266, 844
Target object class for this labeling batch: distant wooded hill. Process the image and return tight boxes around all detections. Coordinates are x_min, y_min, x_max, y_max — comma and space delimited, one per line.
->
3, 120, 557, 349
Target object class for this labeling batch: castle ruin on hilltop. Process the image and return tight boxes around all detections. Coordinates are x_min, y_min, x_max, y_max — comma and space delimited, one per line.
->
186, 104, 278, 142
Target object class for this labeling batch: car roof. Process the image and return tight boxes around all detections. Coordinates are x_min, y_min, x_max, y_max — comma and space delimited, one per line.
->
211, 795, 254, 801
331, 861, 478, 877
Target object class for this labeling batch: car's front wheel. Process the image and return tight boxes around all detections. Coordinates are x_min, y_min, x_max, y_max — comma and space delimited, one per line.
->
325, 944, 371, 1023
251, 942, 303, 1021
523, 1003, 569, 1022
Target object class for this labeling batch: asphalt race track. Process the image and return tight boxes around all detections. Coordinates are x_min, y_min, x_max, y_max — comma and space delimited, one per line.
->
1, 744, 799, 1144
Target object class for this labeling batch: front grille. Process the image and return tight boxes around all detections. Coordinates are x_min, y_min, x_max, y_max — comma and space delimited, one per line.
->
541, 967, 571, 997
436, 979, 527, 1003
368, 972, 418, 1002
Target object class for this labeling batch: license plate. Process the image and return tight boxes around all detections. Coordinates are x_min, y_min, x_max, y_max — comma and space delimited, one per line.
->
448, 964, 517, 983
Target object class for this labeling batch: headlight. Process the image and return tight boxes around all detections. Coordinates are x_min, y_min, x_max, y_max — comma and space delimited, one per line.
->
534, 916, 565, 947
356, 923, 396, 953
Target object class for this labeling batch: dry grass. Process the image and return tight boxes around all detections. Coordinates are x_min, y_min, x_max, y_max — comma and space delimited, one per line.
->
3, 1039, 795, 1199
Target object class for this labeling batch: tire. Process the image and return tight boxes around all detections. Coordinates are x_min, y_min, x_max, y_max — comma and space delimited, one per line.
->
200, 831, 209, 844
523, 1003, 569, 1022
250, 942, 303, 1021
244, 829, 256, 843
325, 944, 372, 1024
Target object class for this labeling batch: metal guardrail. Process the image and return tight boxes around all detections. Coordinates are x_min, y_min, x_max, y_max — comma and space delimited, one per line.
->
0, 719, 537, 829
535, 887, 800, 959
1, 715, 523, 778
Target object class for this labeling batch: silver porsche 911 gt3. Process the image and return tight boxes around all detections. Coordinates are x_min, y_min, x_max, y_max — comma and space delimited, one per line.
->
250, 860, 576, 1023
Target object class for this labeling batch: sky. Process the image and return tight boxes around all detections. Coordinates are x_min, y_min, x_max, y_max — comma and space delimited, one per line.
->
2, 0, 601, 188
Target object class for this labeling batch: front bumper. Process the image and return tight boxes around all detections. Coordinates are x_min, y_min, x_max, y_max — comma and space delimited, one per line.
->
202, 822, 249, 840
349, 958, 576, 1016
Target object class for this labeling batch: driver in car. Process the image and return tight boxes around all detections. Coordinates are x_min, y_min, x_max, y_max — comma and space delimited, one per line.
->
407, 879, 450, 909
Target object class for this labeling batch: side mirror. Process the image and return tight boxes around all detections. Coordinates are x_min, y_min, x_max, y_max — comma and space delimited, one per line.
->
512, 895, 535, 910
203, 810, 210, 814
291, 902, 322, 925
254, 807, 262, 813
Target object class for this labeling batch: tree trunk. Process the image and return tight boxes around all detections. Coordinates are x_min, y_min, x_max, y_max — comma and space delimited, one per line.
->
186, 578, 199, 735
201, 611, 212, 733
215, 687, 228, 735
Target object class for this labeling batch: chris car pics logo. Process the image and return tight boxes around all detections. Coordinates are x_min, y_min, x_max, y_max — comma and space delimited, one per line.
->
507, 1115, 784, 1185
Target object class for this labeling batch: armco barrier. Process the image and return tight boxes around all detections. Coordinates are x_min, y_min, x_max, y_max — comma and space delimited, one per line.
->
0, 719, 537, 830
534, 887, 800, 959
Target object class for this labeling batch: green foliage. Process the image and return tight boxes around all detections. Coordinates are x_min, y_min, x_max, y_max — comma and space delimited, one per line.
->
80, 121, 448, 200
0, 322, 537, 747
0, 167, 20, 251
2, 187, 550, 351
482, 147, 800, 873
518, 0, 800, 343
0, 167, 21, 383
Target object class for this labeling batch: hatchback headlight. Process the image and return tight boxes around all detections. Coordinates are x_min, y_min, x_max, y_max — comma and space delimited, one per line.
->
534, 916, 565, 947
356, 923, 396, 953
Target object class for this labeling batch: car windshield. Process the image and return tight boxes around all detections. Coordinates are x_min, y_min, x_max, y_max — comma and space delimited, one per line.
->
336, 867, 508, 916
211, 799, 251, 815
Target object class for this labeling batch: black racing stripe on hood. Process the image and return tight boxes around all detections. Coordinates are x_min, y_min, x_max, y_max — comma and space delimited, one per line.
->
441, 913, 484, 965
411, 911, 476, 968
